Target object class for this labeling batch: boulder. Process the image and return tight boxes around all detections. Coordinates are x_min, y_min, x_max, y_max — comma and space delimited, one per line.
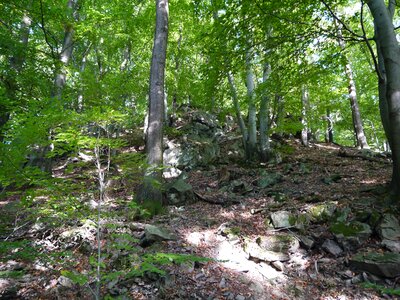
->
308, 202, 336, 223
256, 172, 282, 188
350, 252, 400, 278
330, 221, 372, 251
140, 224, 177, 247
256, 234, 299, 254
270, 211, 294, 229
243, 238, 289, 262
376, 214, 400, 241
166, 178, 194, 205
322, 239, 343, 257
382, 239, 400, 252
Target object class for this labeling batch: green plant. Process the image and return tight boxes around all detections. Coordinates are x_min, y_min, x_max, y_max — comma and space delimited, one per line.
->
361, 282, 400, 296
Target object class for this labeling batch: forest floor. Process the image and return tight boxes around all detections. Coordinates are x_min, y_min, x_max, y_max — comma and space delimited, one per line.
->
0, 138, 396, 299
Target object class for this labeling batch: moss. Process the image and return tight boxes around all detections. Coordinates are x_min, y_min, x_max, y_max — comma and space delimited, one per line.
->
330, 222, 366, 237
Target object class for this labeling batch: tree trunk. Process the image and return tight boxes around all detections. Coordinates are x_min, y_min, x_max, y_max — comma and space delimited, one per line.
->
137, 0, 169, 213
337, 26, 369, 149
52, 0, 76, 101
259, 63, 271, 162
325, 109, 334, 143
245, 49, 257, 160
367, 0, 400, 197
227, 71, 248, 151
300, 86, 309, 146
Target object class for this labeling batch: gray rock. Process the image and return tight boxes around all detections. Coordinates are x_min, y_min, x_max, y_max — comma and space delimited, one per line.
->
271, 261, 284, 271
140, 224, 177, 247
377, 214, 400, 241
257, 172, 282, 188
235, 295, 246, 300
270, 211, 294, 229
382, 239, 400, 252
322, 239, 343, 257
308, 202, 336, 222
350, 252, 400, 278
244, 239, 289, 262
298, 235, 315, 249
256, 234, 299, 254
58, 275, 74, 288
330, 221, 372, 251
166, 178, 194, 205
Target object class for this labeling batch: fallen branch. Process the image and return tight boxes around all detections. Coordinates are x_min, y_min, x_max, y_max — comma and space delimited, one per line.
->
194, 191, 240, 205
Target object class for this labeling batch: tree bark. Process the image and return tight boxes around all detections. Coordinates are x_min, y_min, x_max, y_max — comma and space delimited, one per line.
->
325, 109, 334, 143
367, 0, 400, 197
300, 86, 309, 146
227, 71, 248, 151
137, 0, 169, 212
259, 63, 271, 162
52, 0, 76, 101
337, 26, 369, 149
245, 49, 257, 160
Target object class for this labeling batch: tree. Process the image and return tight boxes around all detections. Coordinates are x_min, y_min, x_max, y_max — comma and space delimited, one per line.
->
366, 0, 400, 198
137, 0, 169, 213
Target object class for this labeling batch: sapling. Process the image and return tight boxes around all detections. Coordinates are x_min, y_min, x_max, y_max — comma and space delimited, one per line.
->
91, 126, 111, 300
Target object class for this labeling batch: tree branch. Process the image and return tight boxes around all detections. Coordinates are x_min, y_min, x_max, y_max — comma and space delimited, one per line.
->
39, 0, 57, 59
320, 0, 363, 39
360, 0, 384, 82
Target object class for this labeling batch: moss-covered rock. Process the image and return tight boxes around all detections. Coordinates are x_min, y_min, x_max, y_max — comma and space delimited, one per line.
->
308, 202, 336, 223
350, 251, 400, 278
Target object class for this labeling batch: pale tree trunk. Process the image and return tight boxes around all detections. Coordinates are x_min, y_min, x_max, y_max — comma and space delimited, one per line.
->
367, 0, 400, 197
1, 8, 31, 141
325, 109, 334, 143
170, 27, 182, 126
300, 86, 309, 146
259, 63, 271, 162
337, 27, 369, 149
137, 0, 169, 212
52, 0, 76, 101
227, 71, 248, 151
245, 49, 257, 160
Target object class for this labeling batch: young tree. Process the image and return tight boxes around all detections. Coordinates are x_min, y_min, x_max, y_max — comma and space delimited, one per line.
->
137, 0, 169, 212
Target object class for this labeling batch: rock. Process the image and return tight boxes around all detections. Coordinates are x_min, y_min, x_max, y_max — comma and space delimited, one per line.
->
163, 167, 182, 179
272, 261, 284, 271
58, 275, 74, 288
257, 262, 281, 279
308, 202, 336, 222
257, 172, 282, 188
322, 239, 343, 257
270, 211, 295, 229
350, 251, 400, 278
166, 178, 194, 205
235, 295, 246, 300
330, 221, 372, 251
0, 278, 18, 299
298, 235, 315, 250
140, 224, 177, 247
377, 214, 400, 241
231, 180, 253, 194
256, 234, 299, 254
243, 239, 289, 262
382, 239, 400, 252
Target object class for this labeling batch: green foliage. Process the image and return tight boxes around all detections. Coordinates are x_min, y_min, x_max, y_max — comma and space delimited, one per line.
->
0, 270, 25, 279
361, 282, 400, 296
61, 270, 89, 286
0, 240, 39, 262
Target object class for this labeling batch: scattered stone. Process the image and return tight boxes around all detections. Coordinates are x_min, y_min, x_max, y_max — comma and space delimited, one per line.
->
270, 211, 295, 229
376, 214, 400, 241
166, 178, 194, 205
256, 172, 282, 188
330, 221, 372, 251
235, 294, 246, 300
244, 239, 289, 262
298, 235, 315, 250
382, 239, 400, 252
272, 261, 284, 271
58, 275, 74, 288
219, 277, 227, 288
350, 251, 400, 278
308, 202, 336, 222
256, 234, 299, 254
322, 239, 343, 257
140, 224, 177, 247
